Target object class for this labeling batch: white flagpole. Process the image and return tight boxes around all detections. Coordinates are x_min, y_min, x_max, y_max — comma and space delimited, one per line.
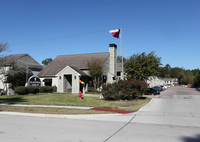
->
120, 27, 124, 80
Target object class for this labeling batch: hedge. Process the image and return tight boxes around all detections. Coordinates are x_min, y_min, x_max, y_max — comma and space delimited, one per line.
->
26, 86, 40, 94
40, 86, 57, 93
14, 86, 57, 95
14, 86, 28, 95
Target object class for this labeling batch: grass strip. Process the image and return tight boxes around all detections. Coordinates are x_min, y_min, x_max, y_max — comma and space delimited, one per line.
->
0, 106, 111, 114
0, 94, 151, 114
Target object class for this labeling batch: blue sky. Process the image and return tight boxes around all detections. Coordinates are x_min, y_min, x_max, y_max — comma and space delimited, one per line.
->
0, 0, 200, 69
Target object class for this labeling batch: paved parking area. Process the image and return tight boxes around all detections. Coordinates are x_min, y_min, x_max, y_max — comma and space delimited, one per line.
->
1, 86, 200, 142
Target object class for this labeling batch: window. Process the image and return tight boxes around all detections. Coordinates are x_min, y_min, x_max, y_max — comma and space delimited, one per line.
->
43, 79, 52, 86
117, 72, 121, 76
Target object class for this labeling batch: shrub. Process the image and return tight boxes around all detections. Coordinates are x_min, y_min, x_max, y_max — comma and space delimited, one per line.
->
14, 86, 57, 95
102, 79, 149, 100
26, 86, 40, 94
102, 82, 120, 100
14, 86, 27, 95
40, 86, 56, 93
144, 88, 151, 95
53, 86, 57, 92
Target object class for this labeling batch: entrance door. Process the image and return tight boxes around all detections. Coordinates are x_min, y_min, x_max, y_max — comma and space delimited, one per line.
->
64, 75, 72, 93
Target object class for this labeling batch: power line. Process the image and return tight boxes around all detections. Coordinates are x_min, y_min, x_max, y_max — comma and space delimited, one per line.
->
11, 28, 109, 46
11, 14, 200, 46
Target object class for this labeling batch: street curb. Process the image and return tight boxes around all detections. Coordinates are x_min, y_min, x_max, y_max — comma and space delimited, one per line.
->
0, 104, 135, 114
90, 107, 135, 114
0, 99, 154, 121
0, 111, 128, 121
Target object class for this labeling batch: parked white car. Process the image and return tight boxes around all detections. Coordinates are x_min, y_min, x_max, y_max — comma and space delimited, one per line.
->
163, 85, 168, 90
167, 84, 171, 88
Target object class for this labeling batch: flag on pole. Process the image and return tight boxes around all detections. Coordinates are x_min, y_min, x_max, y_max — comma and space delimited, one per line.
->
109, 29, 120, 38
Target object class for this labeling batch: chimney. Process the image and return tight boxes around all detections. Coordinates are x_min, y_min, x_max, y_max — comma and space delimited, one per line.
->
108, 44, 117, 83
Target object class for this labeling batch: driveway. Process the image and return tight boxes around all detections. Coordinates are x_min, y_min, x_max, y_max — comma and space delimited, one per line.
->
109, 86, 200, 142
0, 86, 200, 142
133, 86, 200, 127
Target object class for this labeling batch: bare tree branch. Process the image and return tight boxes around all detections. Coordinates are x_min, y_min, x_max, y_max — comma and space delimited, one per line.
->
0, 42, 9, 53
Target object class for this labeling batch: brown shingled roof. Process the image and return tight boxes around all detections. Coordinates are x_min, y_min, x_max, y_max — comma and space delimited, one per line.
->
0, 54, 43, 69
38, 52, 109, 76
0, 54, 27, 66
70, 66, 89, 76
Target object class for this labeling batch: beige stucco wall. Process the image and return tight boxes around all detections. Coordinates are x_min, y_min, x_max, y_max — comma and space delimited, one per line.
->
56, 66, 80, 94
40, 67, 87, 94
52, 77, 58, 87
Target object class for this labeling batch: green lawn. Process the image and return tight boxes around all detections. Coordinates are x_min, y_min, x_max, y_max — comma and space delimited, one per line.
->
0, 106, 110, 114
0, 93, 151, 114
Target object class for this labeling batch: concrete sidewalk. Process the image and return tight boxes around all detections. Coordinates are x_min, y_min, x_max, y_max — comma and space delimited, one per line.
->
0, 103, 93, 110
0, 101, 138, 122
0, 103, 135, 114
0, 102, 137, 122
0, 111, 135, 122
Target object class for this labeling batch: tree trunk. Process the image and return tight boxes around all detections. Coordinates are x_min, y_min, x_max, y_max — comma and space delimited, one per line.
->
93, 77, 97, 90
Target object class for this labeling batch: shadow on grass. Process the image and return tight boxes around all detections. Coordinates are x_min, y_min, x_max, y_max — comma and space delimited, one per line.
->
139, 96, 147, 100
181, 134, 200, 142
0, 97, 27, 112
0, 97, 26, 105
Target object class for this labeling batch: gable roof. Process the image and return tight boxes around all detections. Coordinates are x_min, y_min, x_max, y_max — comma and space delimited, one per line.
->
0, 54, 43, 69
0, 54, 26, 65
69, 66, 89, 76
38, 52, 109, 76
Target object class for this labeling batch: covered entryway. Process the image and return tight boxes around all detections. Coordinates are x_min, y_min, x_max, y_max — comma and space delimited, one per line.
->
64, 75, 72, 93
56, 66, 89, 94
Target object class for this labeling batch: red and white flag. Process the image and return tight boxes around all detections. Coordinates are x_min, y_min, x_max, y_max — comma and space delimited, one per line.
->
109, 29, 120, 38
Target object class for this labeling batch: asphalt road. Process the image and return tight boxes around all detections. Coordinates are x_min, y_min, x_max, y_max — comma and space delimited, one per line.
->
0, 86, 200, 142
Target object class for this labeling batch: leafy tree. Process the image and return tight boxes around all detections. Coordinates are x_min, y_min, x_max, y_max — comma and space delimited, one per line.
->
181, 70, 194, 85
165, 64, 171, 77
87, 59, 104, 90
158, 63, 200, 86
42, 58, 53, 65
6, 72, 26, 89
169, 67, 184, 84
158, 67, 165, 78
194, 74, 200, 87
158, 64, 171, 78
159, 66, 199, 85
3, 58, 29, 89
192, 69, 200, 87
170, 67, 183, 78
125, 51, 161, 80
117, 56, 127, 63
